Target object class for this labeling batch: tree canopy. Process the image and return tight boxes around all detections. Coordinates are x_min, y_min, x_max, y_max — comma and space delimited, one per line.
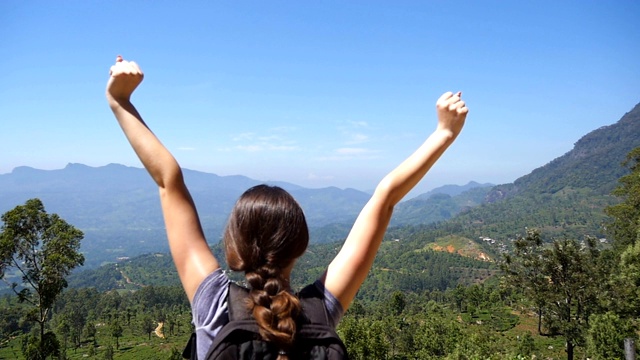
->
606, 146, 640, 251
0, 198, 84, 359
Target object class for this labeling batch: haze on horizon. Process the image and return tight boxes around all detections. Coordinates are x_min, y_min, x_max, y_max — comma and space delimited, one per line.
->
1, 1, 639, 194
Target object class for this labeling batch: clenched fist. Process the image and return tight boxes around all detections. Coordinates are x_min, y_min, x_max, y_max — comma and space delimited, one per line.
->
106, 55, 144, 105
435, 91, 468, 137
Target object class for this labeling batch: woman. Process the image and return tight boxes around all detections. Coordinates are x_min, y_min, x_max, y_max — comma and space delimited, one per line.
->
106, 56, 468, 359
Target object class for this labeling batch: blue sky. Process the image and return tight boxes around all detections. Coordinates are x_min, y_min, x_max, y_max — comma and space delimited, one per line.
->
1, 1, 639, 194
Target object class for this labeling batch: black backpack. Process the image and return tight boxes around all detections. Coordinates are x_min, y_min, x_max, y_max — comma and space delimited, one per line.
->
183, 282, 349, 360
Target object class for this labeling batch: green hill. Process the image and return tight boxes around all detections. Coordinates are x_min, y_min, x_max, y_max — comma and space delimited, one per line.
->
398, 102, 640, 253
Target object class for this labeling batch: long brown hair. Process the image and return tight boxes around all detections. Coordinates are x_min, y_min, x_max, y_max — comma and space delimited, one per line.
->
224, 185, 309, 359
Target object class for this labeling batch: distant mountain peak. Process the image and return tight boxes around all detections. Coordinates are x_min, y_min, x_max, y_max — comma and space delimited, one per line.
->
415, 181, 494, 200
65, 162, 90, 168
11, 166, 39, 174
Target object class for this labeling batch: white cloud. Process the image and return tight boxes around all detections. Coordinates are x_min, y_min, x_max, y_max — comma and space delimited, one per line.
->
268, 145, 298, 151
257, 135, 282, 142
337, 120, 373, 146
346, 133, 369, 144
308, 173, 335, 181
336, 147, 369, 155
348, 120, 369, 128
317, 147, 381, 161
230, 129, 299, 153
236, 145, 263, 152
270, 126, 297, 132
233, 133, 256, 141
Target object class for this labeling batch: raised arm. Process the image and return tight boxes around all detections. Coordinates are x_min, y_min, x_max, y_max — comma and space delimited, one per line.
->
106, 56, 219, 302
324, 92, 468, 310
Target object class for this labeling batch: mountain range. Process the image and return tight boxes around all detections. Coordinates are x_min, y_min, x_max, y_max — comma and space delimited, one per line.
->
0, 162, 489, 268
1, 101, 639, 270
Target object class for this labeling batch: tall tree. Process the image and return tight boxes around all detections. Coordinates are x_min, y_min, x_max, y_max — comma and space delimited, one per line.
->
602, 147, 640, 320
542, 237, 601, 360
609, 241, 640, 318
501, 229, 548, 335
139, 314, 156, 341
109, 320, 123, 350
0, 198, 84, 359
605, 146, 640, 251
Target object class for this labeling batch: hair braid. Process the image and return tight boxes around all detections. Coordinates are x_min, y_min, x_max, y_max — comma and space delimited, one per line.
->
223, 185, 309, 360
246, 265, 301, 359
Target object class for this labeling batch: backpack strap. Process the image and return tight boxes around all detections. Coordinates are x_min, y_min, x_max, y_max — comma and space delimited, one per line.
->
227, 283, 253, 321
204, 283, 274, 359
297, 283, 331, 325
181, 284, 254, 360
182, 332, 197, 359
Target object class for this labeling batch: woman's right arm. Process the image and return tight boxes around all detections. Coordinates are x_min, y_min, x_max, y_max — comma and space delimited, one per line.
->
323, 92, 468, 311
106, 57, 219, 302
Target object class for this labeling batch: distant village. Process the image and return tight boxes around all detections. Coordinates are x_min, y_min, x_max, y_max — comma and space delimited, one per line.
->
480, 236, 508, 253
480, 235, 609, 254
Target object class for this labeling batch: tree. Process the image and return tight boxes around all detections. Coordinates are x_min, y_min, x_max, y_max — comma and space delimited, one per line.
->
109, 320, 123, 350
542, 237, 601, 360
605, 147, 640, 251
387, 291, 406, 316
103, 344, 114, 360
515, 332, 536, 357
604, 147, 640, 318
87, 343, 96, 357
139, 314, 156, 340
586, 312, 635, 360
502, 229, 602, 360
22, 331, 60, 360
0, 198, 84, 358
609, 241, 640, 318
413, 302, 461, 358
63, 302, 87, 349
450, 284, 467, 312
0, 300, 29, 344
54, 315, 70, 355
84, 321, 97, 346
337, 315, 389, 360
501, 229, 548, 335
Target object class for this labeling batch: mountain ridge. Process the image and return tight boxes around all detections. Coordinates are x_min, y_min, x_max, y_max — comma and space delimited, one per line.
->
1, 102, 638, 269
0, 161, 490, 267
404, 101, 640, 254
416, 181, 494, 199
487, 102, 640, 202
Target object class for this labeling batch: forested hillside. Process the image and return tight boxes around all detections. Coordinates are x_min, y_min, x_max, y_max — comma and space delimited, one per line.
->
498, 102, 640, 197
395, 102, 640, 249
391, 186, 492, 226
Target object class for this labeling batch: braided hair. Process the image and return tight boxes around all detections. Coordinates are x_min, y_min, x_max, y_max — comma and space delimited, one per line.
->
224, 185, 309, 359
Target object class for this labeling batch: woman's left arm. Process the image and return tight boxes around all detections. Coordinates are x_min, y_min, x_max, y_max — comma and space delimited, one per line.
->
106, 57, 219, 302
